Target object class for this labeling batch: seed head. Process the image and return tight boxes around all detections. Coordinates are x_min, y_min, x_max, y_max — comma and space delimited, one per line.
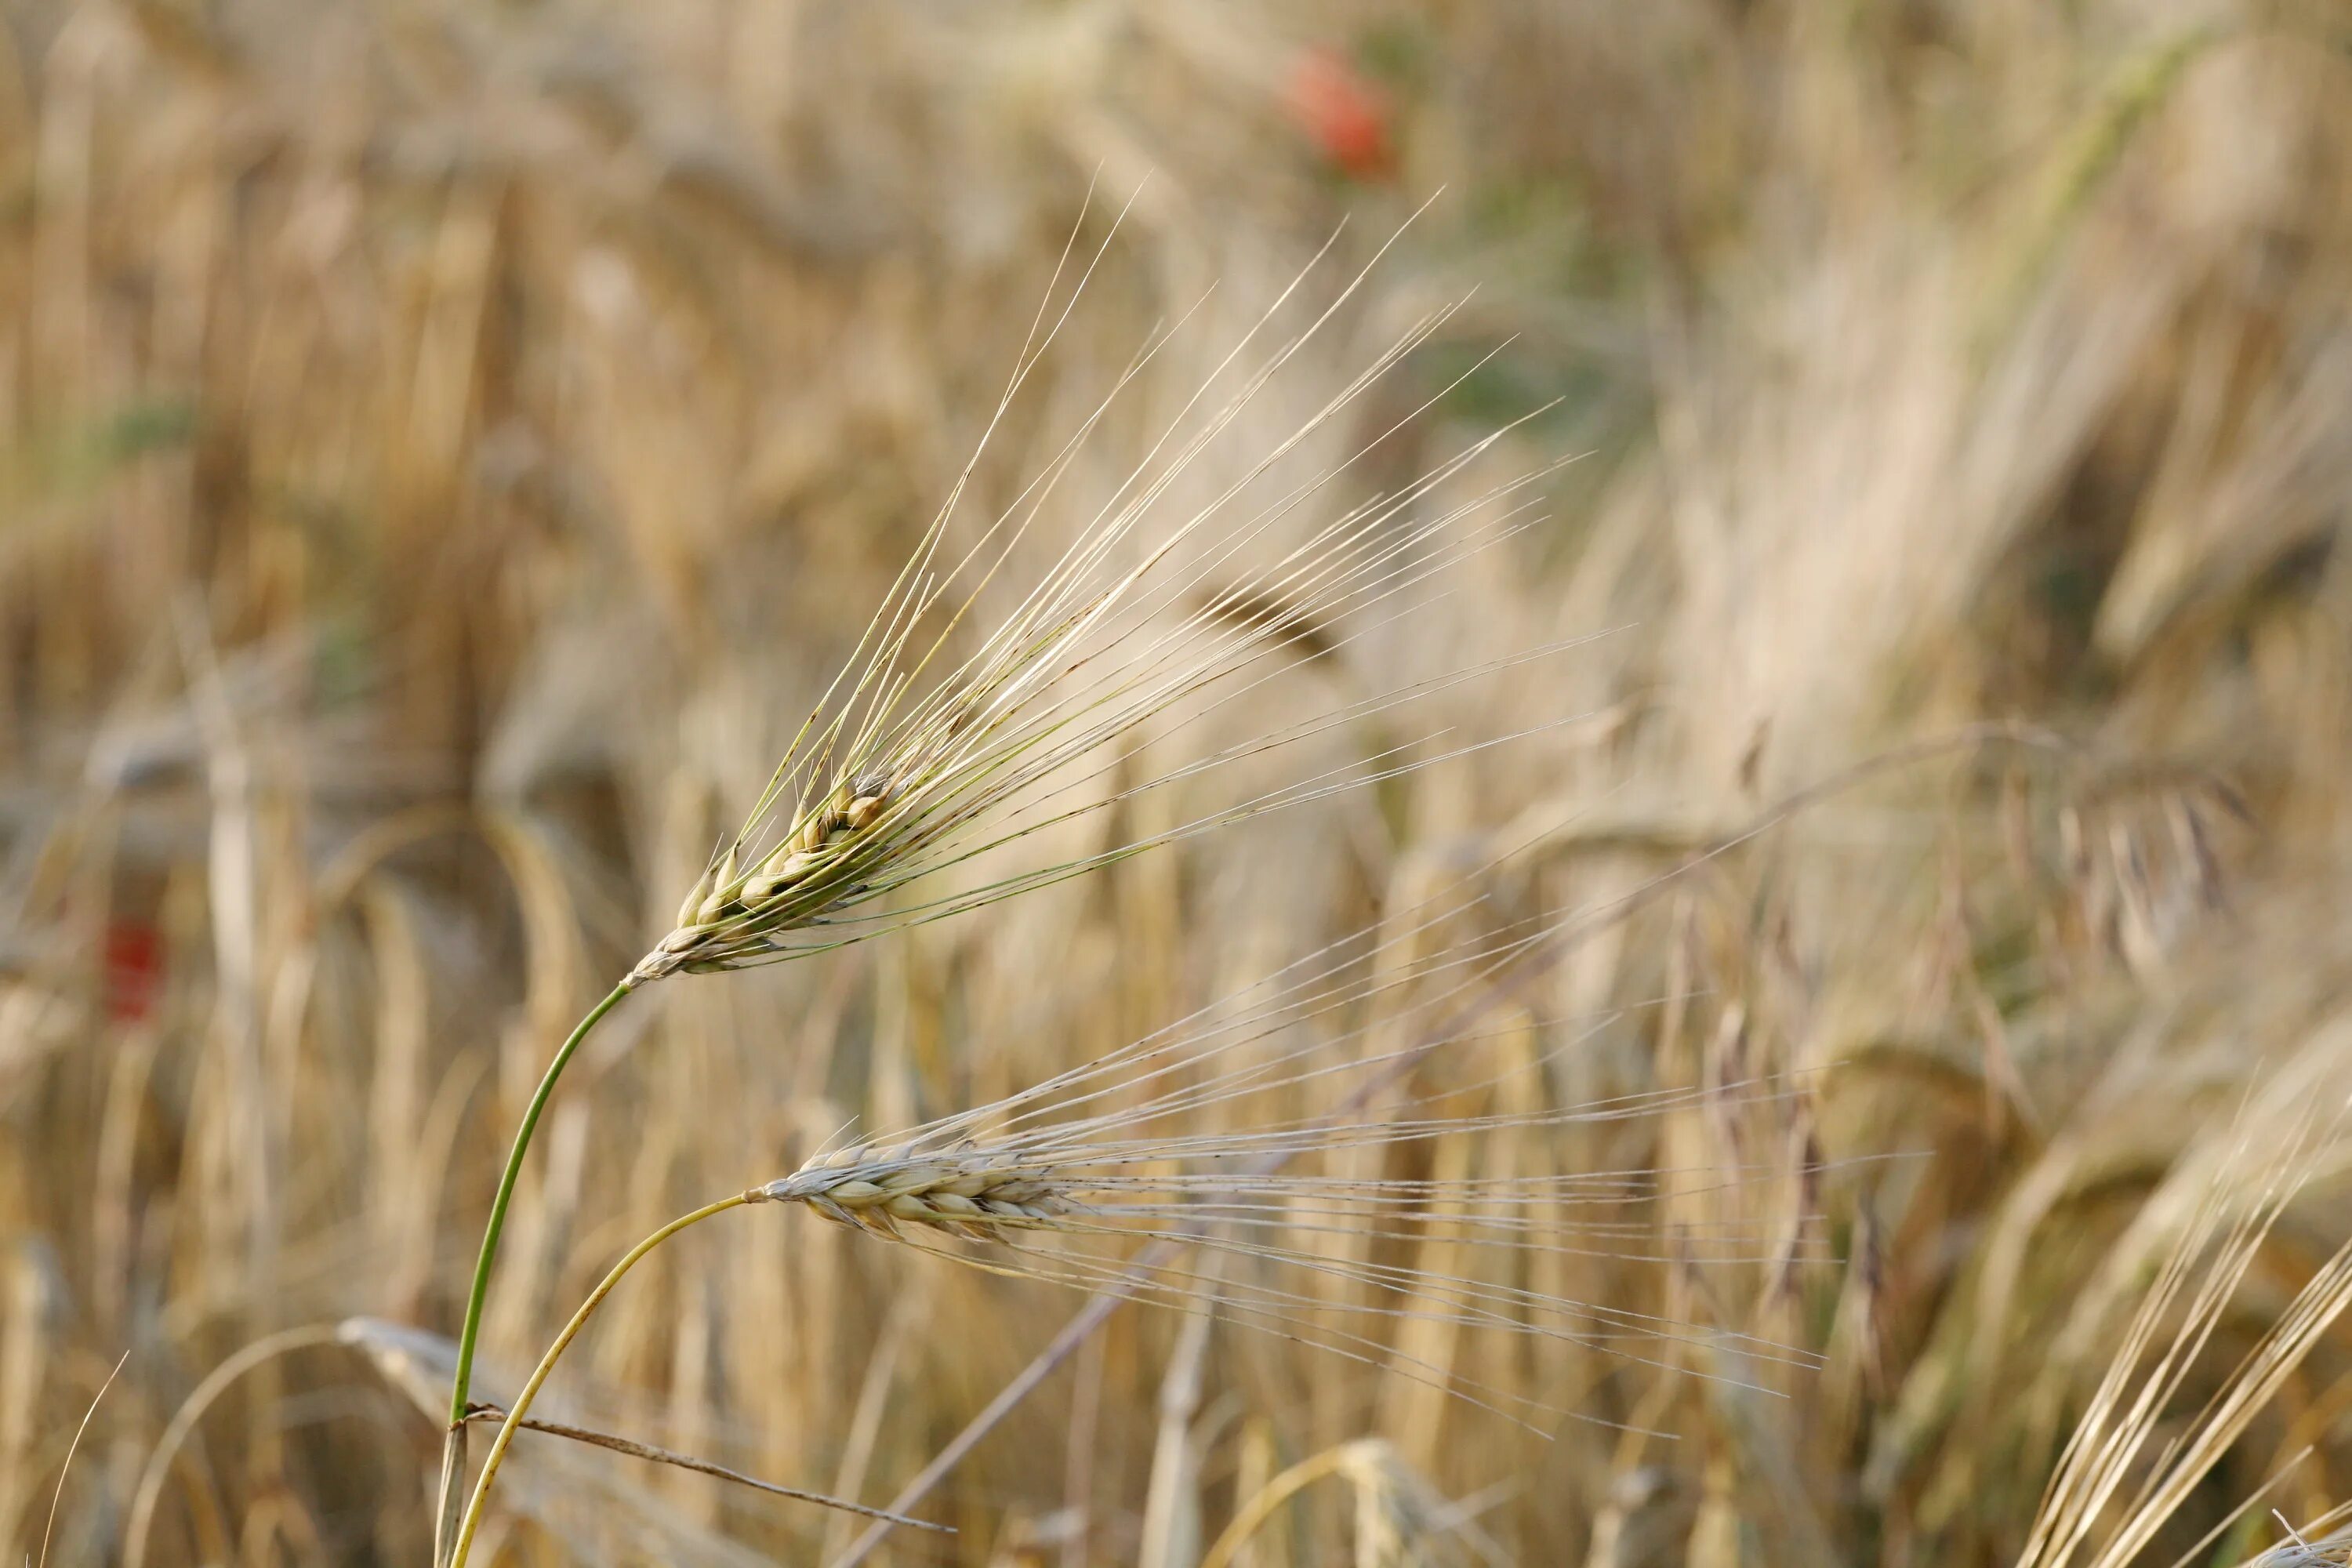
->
756, 1142, 1078, 1238
630, 774, 909, 985
615, 194, 1557, 991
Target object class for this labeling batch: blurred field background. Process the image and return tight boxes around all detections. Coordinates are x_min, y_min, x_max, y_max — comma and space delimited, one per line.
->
6, 0, 2352, 1563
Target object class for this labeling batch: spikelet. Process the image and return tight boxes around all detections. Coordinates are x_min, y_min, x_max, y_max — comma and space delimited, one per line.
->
757, 1142, 1078, 1236
637, 776, 900, 982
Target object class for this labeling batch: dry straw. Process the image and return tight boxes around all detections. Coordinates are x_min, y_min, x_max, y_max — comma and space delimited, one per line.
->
432, 191, 1578, 1560
2013, 1068, 2352, 1568
21, 2, 2352, 1559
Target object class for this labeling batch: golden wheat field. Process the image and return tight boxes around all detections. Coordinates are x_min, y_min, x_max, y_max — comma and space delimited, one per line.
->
8, 2, 2352, 1565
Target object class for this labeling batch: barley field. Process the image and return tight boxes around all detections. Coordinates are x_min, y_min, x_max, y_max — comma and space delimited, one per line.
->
6, 2, 2352, 1565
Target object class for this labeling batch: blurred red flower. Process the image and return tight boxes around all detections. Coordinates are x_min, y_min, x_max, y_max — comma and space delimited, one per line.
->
105, 918, 163, 1024
1286, 46, 1396, 180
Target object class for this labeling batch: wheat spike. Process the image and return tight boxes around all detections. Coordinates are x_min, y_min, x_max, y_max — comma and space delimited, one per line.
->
617, 189, 1576, 987
756, 1144, 1080, 1236
721, 861, 1844, 1436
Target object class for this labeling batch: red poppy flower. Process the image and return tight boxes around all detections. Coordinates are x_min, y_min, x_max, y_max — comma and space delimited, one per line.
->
105, 918, 163, 1023
1286, 46, 1396, 181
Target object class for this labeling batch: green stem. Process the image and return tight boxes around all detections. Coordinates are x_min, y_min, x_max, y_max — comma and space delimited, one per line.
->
432, 979, 633, 1566
448, 1193, 754, 1568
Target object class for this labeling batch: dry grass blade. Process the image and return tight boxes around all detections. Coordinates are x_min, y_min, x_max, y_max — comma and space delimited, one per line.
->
2016, 1071, 2352, 1568
34, 1347, 127, 1568
1198, 1438, 1492, 1568
459, 1406, 951, 1535
124, 1327, 347, 1568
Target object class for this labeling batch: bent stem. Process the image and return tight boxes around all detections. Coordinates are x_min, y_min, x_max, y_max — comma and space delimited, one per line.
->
125, 1324, 347, 1568
433, 980, 635, 1568
448, 1193, 755, 1568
